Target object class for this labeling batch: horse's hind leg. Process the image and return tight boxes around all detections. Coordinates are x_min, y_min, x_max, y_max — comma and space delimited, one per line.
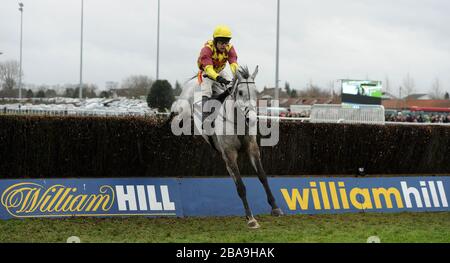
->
247, 143, 284, 216
222, 149, 260, 229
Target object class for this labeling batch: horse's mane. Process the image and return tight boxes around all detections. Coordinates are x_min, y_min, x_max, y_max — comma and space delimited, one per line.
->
238, 66, 250, 79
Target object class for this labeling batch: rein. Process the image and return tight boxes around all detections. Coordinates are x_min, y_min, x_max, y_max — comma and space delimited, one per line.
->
220, 79, 256, 126
230, 81, 255, 100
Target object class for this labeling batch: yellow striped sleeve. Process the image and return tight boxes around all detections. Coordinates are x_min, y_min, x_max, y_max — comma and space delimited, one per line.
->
204, 65, 219, 80
230, 63, 239, 75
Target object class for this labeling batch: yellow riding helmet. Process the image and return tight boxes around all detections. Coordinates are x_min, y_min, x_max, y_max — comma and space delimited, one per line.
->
213, 25, 232, 39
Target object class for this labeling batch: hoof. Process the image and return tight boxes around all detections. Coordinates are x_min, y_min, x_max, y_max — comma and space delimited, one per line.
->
247, 218, 260, 229
271, 208, 284, 216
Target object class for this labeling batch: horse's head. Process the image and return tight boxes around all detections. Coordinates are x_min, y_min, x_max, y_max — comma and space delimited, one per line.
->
231, 66, 259, 127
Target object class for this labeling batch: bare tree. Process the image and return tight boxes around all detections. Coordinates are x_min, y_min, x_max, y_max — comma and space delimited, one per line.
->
120, 75, 153, 98
402, 73, 415, 97
74, 84, 98, 98
299, 80, 331, 98
105, 81, 119, 90
0, 60, 21, 90
429, 78, 443, 99
327, 80, 335, 96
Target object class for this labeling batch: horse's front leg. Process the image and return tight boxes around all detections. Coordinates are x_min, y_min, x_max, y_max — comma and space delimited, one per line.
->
247, 142, 284, 216
222, 148, 260, 229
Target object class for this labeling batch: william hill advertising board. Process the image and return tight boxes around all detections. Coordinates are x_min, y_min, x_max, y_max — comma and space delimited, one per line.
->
0, 177, 448, 219
0, 179, 181, 219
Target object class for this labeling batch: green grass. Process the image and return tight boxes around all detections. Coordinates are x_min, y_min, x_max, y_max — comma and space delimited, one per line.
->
0, 212, 449, 243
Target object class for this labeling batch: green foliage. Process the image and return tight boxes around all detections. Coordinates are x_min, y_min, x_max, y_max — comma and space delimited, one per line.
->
284, 82, 298, 98
290, 89, 297, 98
45, 89, 57, 98
174, 81, 182, 96
74, 85, 98, 98
26, 89, 34, 98
63, 84, 98, 98
284, 82, 291, 94
36, 90, 46, 98
147, 80, 175, 111
99, 90, 112, 98
63, 87, 75, 98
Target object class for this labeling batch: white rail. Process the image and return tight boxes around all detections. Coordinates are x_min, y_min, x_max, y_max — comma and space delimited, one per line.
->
257, 115, 310, 122
2, 105, 449, 126
310, 104, 385, 124
0, 107, 164, 117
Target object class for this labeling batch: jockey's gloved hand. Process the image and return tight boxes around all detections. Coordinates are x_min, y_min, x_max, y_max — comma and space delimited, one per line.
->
223, 86, 233, 95
216, 76, 231, 85
211, 85, 233, 103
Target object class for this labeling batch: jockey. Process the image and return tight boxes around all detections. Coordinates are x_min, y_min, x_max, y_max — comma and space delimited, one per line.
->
197, 25, 239, 133
197, 24, 239, 99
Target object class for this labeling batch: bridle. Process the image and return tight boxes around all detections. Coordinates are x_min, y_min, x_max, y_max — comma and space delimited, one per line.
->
230, 80, 255, 100
225, 78, 257, 126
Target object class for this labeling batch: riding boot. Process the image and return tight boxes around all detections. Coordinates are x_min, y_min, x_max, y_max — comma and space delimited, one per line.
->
202, 96, 214, 135
211, 88, 231, 104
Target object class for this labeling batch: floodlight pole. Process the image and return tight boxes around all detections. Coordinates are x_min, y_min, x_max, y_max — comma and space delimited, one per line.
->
156, 0, 160, 80
275, 0, 280, 101
79, 0, 84, 99
18, 3, 24, 99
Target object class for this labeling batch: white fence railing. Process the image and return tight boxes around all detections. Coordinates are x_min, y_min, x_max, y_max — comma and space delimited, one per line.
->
0, 107, 166, 117
257, 115, 311, 122
2, 104, 449, 126
310, 104, 385, 124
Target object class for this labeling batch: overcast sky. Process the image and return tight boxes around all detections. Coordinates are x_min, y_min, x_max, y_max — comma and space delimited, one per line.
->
1, 0, 449, 94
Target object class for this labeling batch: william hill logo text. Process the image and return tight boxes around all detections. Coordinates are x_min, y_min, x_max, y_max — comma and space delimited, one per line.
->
115, 185, 175, 214
0, 183, 176, 218
281, 181, 448, 211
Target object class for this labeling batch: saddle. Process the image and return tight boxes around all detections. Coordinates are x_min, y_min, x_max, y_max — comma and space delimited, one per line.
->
202, 88, 231, 129
201, 84, 233, 150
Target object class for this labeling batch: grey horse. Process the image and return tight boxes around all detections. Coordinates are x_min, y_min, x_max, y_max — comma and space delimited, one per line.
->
171, 66, 283, 228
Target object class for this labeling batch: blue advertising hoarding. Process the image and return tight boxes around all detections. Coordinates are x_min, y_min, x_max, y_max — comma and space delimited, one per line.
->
0, 178, 182, 219
0, 177, 448, 219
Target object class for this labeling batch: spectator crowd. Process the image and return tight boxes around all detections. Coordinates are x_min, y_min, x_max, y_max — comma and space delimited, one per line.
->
386, 112, 450, 123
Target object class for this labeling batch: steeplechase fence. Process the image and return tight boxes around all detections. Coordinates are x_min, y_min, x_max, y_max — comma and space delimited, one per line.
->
1, 115, 450, 179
